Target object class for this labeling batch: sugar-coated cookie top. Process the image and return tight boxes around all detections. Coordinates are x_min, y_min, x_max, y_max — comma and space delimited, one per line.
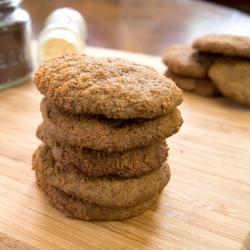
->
34, 54, 182, 119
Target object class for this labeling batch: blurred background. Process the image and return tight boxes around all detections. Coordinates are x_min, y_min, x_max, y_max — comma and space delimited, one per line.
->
206, 0, 250, 14
20, 0, 250, 56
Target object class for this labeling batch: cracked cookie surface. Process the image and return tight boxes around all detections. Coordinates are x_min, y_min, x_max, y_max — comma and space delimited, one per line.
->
35, 170, 162, 221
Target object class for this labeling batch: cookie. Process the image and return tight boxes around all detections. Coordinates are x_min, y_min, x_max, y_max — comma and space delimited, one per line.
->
208, 56, 250, 106
162, 44, 218, 78
36, 171, 161, 220
192, 34, 250, 58
32, 144, 170, 208
37, 128, 169, 178
39, 97, 183, 152
165, 70, 221, 97
34, 53, 183, 119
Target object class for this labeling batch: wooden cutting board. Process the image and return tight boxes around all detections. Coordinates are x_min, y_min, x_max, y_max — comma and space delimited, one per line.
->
0, 46, 249, 250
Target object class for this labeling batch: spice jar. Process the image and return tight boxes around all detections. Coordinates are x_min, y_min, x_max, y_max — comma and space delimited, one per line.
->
37, 7, 87, 64
0, 0, 32, 90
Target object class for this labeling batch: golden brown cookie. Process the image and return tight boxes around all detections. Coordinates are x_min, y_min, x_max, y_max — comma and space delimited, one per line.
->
192, 34, 250, 58
165, 70, 221, 97
36, 170, 162, 221
162, 44, 218, 78
208, 56, 250, 106
32, 144, 171, 208
34, 53, 183, 119
39, 97, 183, 152
36, 127, 169, 178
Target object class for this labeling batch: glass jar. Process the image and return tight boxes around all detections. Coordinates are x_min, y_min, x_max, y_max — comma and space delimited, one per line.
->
0, 0, 32, 91
37, 7, 87, 64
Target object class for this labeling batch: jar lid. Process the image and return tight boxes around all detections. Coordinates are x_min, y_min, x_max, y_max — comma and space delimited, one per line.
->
44, 7, 87, 39
0, 0, 22, 8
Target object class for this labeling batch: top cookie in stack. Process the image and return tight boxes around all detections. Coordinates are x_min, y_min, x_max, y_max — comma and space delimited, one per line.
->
35, 54, 182, 119
32, 54, 183, 220
163, 34, 250, 106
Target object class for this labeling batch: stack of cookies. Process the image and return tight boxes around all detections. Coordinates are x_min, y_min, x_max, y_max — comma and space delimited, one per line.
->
163, 34, 250, 106
32, 54, 183, 220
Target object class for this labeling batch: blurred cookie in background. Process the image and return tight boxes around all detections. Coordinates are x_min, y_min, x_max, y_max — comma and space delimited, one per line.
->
209, 56, 250, 106
165, 70, 221, 97
162, 44, 218, 78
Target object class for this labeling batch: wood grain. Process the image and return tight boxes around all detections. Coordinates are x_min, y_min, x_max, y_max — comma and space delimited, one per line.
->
0, 46, 250, 250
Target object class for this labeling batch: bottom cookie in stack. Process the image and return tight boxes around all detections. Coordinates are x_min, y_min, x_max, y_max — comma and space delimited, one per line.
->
32, 144, 171, 221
